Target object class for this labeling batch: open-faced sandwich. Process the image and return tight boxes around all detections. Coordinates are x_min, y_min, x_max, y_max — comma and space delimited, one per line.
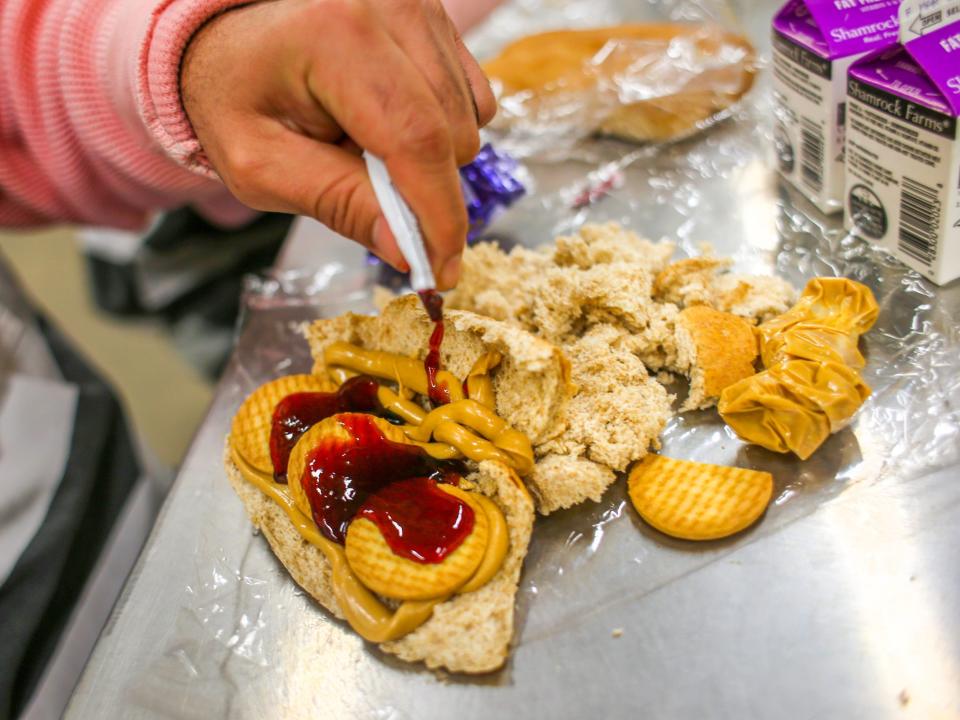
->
227, 291, 574, 672
226, 222, 878, 673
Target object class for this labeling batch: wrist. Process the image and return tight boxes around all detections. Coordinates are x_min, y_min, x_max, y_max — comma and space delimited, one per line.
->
139, 0, 252, 173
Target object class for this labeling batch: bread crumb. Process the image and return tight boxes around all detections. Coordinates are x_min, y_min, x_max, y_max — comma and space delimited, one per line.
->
655, 257, 797, 322
611, 628, 624, 638
898, 689, 910, 706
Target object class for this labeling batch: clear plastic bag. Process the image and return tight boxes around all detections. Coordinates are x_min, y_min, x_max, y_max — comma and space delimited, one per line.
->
471, 0, 757, 160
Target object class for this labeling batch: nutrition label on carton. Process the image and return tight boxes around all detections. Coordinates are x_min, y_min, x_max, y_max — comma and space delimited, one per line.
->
845, 78, 960, 282
772, 32, 848, 212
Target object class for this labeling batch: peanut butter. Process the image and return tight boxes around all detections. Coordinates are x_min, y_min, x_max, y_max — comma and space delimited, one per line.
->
326, 344, 534, 475
325, 342, 465, 403
464, 351, 502, 409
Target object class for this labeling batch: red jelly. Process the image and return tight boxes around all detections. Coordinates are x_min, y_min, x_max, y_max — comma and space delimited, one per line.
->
269, 376, 380, 482
356, 477, 474, 563
300, 414, 472, 561
418, 289, 450, 406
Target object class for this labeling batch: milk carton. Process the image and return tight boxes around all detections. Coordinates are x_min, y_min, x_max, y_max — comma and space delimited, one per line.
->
844, 0, 960, 285
772, 0, 901, 213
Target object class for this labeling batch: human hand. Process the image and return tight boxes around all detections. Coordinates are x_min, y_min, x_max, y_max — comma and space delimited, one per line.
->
181, 0, 496, 289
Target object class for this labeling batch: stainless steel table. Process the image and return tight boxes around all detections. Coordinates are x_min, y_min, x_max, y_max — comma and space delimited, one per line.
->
67, 1, 960, 717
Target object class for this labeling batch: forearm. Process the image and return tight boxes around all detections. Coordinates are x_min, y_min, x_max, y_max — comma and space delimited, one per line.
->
0, 0, 503, 231
0, 0, 248, 229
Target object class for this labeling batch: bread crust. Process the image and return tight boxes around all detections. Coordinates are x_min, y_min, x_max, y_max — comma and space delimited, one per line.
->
675, 306, 759, 411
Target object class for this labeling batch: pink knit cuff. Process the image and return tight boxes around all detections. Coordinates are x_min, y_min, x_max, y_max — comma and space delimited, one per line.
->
139, 0, 250, 176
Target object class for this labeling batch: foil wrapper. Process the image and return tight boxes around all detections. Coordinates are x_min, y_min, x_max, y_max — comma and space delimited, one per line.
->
460, 143, 527, 240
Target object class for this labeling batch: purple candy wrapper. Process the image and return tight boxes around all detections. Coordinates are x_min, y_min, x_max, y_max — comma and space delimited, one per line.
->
460, 144, 527, 240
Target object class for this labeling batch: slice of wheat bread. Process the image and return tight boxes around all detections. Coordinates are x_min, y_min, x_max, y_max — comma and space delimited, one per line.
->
225, 447, 534, 673
304, 294, 574, 448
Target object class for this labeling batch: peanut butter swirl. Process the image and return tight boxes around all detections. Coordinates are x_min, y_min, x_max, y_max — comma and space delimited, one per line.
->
324, 343, 534, 475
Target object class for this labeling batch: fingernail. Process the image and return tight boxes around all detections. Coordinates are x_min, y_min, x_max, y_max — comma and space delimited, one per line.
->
440, 254, 461, 289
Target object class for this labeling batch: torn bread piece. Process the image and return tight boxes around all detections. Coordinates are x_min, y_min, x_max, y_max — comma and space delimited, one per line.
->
443, 226, 674, 511
674, 306, 759, 411
654, 257, 797, 322
225, 448, 533, 673
304, 294, 573, 448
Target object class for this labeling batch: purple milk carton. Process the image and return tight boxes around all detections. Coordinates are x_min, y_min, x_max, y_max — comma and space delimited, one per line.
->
772, 0, 901, 212
845, 0, 960, 284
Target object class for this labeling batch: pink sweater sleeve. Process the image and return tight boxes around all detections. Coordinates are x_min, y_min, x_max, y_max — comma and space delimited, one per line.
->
0, 0, 252, 229
0, 0, 505, 231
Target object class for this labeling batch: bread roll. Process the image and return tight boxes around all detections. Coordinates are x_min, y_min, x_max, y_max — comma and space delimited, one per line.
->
483, 23, 756, 143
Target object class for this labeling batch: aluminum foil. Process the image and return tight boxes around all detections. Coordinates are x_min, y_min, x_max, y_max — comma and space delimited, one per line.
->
111, 0, 960, 716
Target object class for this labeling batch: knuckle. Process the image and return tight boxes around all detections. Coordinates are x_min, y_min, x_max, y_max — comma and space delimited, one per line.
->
400, 114, 452, 163
222, 146, 262, 180
218, 150, 270, 205
474, 80, 498, 126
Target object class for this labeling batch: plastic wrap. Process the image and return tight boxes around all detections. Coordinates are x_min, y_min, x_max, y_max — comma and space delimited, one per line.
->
468, 0, 757, 160
483, 24, 756, 159
106, 0, 960, 716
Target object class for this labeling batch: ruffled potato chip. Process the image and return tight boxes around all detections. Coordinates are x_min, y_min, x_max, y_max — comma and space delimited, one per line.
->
345, 485, 489, 601
230, 374, 336, 475
627, 455, 773, 541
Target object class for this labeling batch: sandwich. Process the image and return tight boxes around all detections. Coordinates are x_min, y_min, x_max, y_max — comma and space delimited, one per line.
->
226, 295, 572, 673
